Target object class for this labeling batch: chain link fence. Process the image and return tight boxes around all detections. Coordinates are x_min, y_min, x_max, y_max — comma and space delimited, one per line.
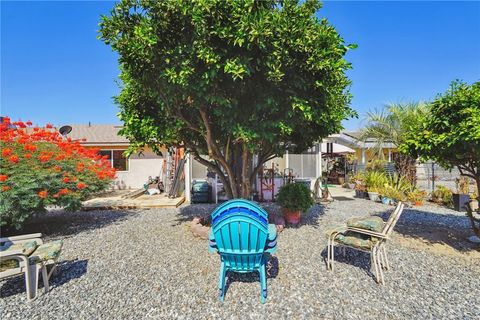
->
352, 161, 463, 193
416, 162, 461, 193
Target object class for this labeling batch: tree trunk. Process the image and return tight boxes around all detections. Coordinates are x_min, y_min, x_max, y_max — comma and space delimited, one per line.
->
241, 144, 252, 198
394, 154, 417, 185
466, 178, 480, 238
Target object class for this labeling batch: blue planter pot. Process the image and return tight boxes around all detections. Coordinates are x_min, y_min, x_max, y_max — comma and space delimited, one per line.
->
381, 197, 391, 205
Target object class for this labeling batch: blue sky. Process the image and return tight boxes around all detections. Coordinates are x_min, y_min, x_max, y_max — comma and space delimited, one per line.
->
1, 1, 479, 130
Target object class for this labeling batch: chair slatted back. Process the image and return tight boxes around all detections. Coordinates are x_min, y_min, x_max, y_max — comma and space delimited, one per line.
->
382, 202, 404, 237
211, 200, 268, 271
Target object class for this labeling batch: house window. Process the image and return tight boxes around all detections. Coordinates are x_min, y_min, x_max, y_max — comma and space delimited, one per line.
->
99, 150, 128, 171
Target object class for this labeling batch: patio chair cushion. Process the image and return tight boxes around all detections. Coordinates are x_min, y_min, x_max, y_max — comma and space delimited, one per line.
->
29, 240, 63, 264
334, 231, 379, 250
347, 216, 385, 232
0, 240, 38, 272
326, 225, 347, 238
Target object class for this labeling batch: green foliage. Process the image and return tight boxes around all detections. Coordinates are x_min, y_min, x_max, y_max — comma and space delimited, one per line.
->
276, 182, 314, 213
364, 170, 388, 193
431, 185, 453, 207
362, 102, 428, 158
401, 80, 480, 189
99, 0, 356, 198
366, 159, 387, 173
456, 176, 470, 195
0, 122, 115, 229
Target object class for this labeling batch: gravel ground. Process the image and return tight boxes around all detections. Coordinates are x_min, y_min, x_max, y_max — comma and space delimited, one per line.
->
1, 198, 479, 319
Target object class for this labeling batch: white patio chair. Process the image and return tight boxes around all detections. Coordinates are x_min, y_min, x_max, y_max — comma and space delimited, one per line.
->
326, 202, 404, 284
0, 233, 63, 301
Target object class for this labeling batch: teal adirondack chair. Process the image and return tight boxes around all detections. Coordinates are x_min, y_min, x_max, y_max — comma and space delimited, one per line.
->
209, 199, 277, 303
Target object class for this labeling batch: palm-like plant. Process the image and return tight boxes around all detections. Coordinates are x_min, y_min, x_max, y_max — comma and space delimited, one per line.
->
361, 102, 428, 183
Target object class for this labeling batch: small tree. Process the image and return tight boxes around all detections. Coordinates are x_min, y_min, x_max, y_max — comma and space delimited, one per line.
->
362, 102, 428, 184
0, 118, 116, 229
99, 0, 356, 198
401, 81, 480, 236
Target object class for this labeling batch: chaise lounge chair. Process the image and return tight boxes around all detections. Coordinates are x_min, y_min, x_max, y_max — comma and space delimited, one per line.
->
326, 202, 404, 284
208, 199, 277, 303
0, 233, 63, 301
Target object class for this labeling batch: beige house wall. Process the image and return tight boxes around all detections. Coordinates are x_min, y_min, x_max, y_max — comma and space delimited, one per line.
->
84, 145, 166, 189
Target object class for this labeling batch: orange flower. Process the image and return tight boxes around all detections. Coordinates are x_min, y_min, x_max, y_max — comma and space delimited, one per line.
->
8, 155, 19, 163
0, 175, 7, 182
39, 155, 51, 162
77, 182, 86, 189
76, 163, 85, 172
63, 177, 69, 183
58, 188, 70, 195
2, 148, 13, 157
2, 186, 10, 192
24, 153, 32, 159
53, 166, 62, 172
54, 154, 65, 161
38, 190, 48, 198
23, 144, 37, 152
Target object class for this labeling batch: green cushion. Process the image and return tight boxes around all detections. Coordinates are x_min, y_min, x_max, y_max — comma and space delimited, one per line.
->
0, 240, 38, 272
29, 240, 63, 264
335, 232, 378, 250
325, 225, 347, 238
347, 216, 385, 232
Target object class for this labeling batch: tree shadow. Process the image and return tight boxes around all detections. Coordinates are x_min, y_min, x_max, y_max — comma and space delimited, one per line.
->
174, 204, 218, 226
1, 209, 133, 239
296, 204, 326, 228
177, 202, 326, 230
223, 256, 279, 296
0, 259, 88, 298
373, 206, 479, 253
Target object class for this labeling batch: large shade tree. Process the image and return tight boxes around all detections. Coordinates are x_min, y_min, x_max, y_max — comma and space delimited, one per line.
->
401, 80, 480, 236
99, 0, 356, 198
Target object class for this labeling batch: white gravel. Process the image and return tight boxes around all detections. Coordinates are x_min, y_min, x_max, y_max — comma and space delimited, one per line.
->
1, 198, 479, 319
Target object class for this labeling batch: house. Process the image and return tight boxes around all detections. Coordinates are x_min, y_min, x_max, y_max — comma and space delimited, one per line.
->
325, 131, 398, 165
67, 124, 166, 189
64, 125, 395, 201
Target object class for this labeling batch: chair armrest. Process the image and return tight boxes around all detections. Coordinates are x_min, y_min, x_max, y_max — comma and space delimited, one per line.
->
265, 224, 277, 254
0, 233, 43, 245
267, 224, 277, 241
208, 229, 218, 253
0, 248, 27, 258
347, 227, 388, 239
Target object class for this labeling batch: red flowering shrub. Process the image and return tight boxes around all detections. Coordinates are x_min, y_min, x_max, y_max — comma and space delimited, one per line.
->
0, 117, 116, 229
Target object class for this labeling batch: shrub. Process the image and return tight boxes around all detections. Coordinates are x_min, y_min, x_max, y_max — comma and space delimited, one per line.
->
0, 118, 116, 229
431, 185, 453, 207
277, 182, 314, 213
364, 170, 388, 193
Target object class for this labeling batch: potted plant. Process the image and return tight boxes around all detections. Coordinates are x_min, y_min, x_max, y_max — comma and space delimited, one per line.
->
431, 185, 453, 207
276, 182, 314, 225
367, 187, 380, 202
380, 186, 405, 205
352, 172, 367, 198
453, 176, 470, 212
407, 189, 426, 206
365, 171, 387, 202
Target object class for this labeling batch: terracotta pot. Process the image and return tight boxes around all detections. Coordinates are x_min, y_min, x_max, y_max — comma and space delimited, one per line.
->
283, 209, 301, 225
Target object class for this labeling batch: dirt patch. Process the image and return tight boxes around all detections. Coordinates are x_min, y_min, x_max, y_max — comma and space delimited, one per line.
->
393, 227, 480, 262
